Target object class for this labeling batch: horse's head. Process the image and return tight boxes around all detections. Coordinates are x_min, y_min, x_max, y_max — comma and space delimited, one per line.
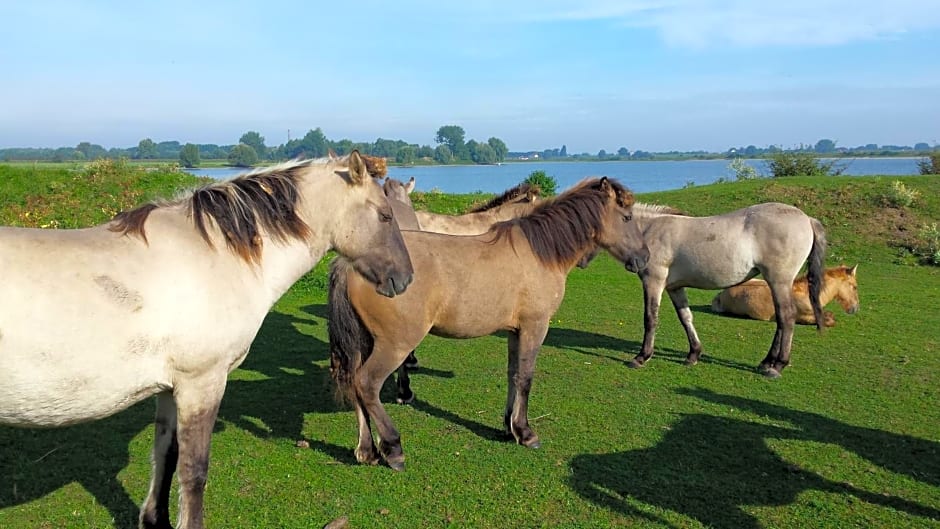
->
382, 177, 419, 231
834, 264, 859, 314
383, 177, 415, 207
594, 177, 649, 273
321, 151, 413, 297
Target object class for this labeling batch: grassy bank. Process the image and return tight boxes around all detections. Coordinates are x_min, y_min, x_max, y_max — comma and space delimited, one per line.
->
1, 166, 938, 528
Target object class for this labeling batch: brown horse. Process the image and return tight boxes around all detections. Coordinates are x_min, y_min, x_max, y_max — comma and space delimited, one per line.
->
389, 179, 543, 370
712, 265, 859, 327
329, 177, 649, 470
413, 182, 541, 234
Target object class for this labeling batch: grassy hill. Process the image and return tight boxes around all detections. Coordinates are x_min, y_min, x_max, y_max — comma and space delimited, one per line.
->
1, 166, 938, 528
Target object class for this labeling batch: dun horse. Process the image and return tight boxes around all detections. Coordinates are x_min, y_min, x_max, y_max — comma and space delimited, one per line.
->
413, 182, 541, 234
626, 202, 827, 378
386, 179, 543, 370
0, 151, 413, 529
712, 264, 859, 327
329, 177, 649, 470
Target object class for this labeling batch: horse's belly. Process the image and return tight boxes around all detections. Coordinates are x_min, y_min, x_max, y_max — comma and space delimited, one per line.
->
0, 345, 169, 427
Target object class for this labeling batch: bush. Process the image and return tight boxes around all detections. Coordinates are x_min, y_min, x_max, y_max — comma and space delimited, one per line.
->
728, 158, 759, 180
524, 170, 557, 196
917, 154, 940, 175
883, 180, 920, 208
764, 151, 844, 178
907, 223, 940, 266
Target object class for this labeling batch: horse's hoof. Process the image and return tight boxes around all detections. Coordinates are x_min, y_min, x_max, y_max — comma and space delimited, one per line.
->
627, 359, 645, 369
684, 358, 698, 366
525, 439, 542, 449
395, 393, 415, 405
762, 368, 782, 379
355, 448, 380, 465
386, 458, 406, 471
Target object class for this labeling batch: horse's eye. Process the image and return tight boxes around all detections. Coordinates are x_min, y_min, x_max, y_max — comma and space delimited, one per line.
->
379, 211, 393, 223
623, 214, 633, 222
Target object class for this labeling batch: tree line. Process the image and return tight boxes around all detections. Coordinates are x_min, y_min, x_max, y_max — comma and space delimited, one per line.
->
3, 131, 935, 167
0, 125, 510, 168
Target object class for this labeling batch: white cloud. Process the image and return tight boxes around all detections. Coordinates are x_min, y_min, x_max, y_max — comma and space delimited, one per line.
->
514, 0, 940, 47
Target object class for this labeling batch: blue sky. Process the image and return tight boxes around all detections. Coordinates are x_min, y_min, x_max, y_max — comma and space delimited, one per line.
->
2, 1, 939, 153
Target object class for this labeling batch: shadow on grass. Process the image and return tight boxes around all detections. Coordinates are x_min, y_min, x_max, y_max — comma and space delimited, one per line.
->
407, 399, 509, 443
0, 405, 149, 529
0, 306, 345, 527
569, 388, 940, 528
545, 326, 760, 374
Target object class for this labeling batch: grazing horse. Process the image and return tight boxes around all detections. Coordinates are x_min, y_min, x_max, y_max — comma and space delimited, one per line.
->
627, 202, 827, 378
0, 151, 413, 529
329, 177, 649, 470
413, 182, 541, 234
712, 264, 859, 327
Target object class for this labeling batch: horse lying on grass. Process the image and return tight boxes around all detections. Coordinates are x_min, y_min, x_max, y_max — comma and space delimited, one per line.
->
329, 177, 649, 471
711, 265, 859, 327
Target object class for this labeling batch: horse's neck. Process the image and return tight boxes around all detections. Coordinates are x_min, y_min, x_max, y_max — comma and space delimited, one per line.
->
485, 202, 536, 222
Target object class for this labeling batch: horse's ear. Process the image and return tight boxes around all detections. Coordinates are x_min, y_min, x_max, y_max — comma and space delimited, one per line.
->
599, 177, 613, 196
405, 177, 416, 194
347, 150, 367, 185
328, 148, 338, 160
849, 264, 858, 276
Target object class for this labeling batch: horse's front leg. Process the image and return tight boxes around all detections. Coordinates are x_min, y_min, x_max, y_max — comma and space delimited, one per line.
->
353, 395, 379, 465
172, 376, 226, 529
667, 287, 704, 365
630, 275, 664, 368
760, 280, 797, 378
139, 391, 178, 529
504, 322, 548, 449
356, 344, 407, 470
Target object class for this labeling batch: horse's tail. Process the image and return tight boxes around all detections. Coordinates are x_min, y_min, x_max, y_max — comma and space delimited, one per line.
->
328, 257, 374, 404
807, 217, 828, 332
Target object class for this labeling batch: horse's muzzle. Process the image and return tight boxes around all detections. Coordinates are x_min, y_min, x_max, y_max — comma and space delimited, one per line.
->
376, 272, 413, 298
624, 253, 650, 273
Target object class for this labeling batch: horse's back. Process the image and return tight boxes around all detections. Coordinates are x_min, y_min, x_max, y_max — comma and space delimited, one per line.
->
348, 229, 562, 341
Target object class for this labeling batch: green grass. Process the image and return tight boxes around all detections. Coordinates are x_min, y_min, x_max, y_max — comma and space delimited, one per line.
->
1, 168, 938, 528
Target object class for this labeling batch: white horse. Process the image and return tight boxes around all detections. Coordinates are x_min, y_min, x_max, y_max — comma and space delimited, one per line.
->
626, 202, 827, 378
0, 151, 413, 529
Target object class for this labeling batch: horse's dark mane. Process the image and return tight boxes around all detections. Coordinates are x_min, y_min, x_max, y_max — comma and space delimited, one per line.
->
109, 159, 323, 264
467, 183, 540, 213
491, 177, 633, 270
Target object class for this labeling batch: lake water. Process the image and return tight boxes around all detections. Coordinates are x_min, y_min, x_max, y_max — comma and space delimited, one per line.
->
186, 157, 923, 194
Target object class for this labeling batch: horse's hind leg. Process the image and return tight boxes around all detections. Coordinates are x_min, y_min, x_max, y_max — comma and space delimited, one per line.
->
630, 275, 665, 368
403, 350, 419, 369
667, 287, 704, 365
759, 280, 797, 378
139, 391, 178, 529
503, 322, 548, 449
395, 363, 414, 404
172, 375, 227, 529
